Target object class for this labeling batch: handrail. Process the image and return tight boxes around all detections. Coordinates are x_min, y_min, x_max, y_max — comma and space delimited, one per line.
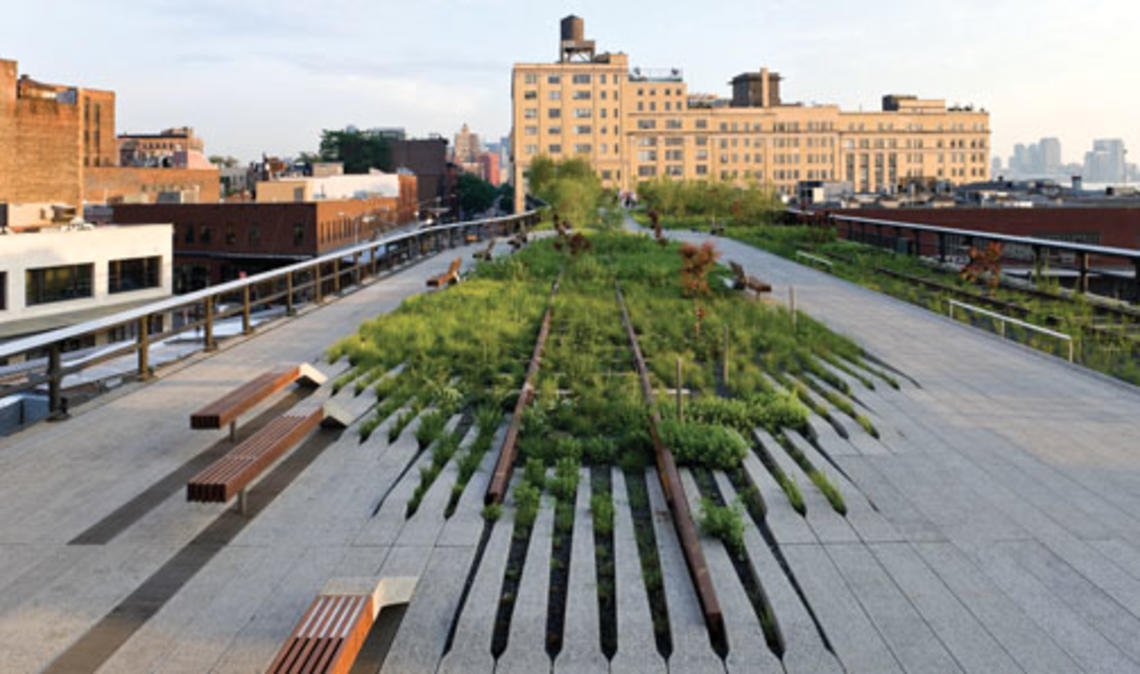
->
0, 209, 539, 415
823, 212, 1140, 263
946, 298, 1074, 362
0, 211, 535, 361
794, 250, 834, 269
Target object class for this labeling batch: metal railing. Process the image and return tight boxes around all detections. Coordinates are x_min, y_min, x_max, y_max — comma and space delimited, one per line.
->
0, 210, 540, 415
946, 298, 1074, 362
792, 209, 1140, 299
795, 250, 834, 270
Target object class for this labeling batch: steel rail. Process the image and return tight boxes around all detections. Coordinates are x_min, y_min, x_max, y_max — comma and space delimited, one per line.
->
614, 282, 726, 647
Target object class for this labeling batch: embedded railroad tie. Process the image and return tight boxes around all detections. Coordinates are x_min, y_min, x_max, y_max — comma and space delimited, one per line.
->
190, 363, 326, 441
427, 257, 463, 288
729, 261, 772, 296
266, 576, 418, 674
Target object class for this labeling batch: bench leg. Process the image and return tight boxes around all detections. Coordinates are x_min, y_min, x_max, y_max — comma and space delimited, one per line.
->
229, 420, 237, 443
238, 488, 248, 516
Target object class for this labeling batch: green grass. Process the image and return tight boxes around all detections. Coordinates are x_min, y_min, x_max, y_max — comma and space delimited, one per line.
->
699, 497, 746, 554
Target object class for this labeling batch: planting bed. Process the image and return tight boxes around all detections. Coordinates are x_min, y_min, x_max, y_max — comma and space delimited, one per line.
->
328, 228, 903, 670
699, 217, 1140, 385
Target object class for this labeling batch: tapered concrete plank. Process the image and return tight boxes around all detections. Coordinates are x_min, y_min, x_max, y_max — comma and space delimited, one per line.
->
496, 496, 556, 674
755, 428, 858, 544
609, 468, 667, 674
553, 469, 609, 673
643, 469, 724, 674
740, 453, 816, 545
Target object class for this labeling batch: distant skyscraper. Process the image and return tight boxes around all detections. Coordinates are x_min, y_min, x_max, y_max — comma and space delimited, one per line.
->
1011, 144, 1029, 175
992, 156, 1002, 176
1039, 137, 1061, 175
453, 123, 481, 164
1084, 139, 1126, 183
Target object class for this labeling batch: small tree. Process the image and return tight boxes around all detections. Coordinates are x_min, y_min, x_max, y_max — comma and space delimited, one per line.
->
679, 241, 720, 298
961, 242, 1003, 291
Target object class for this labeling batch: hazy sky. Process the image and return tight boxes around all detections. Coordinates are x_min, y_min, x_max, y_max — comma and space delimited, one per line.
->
2, 0, 1134, 167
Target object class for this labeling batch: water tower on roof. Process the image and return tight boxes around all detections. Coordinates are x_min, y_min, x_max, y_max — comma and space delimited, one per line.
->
559, 15, 596, 62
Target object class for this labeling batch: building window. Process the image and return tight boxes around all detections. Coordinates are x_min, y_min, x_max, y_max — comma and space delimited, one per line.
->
524, 73, 537, 84
638, 150, 658, 161
574, 108, 592, 118
293, 223, 305, 246
696, 165, 708, 175
547, 75, 561, 84
548, 126, 562, 135
649, 102, 656, 111
200, 226, 212, 243
572, 90, 591, 100
525, 108, 537, 119
638, 166, 657, 177
548, 108, 561, 119
549, 91, 562, 100
601, 169, 612, 180
575, 125, 591, 134
524, 90, 537, 99
549, 144, 562, 154
572, 74, 591, 84
574, 144, 592, 153
525, 125, 538, 135
249, 226, 261, 246
25, 264, 94, 306
184, 225, 195, 244
600, 74, 607, 84
109, 256, 161, 294
637, 119, 656, 130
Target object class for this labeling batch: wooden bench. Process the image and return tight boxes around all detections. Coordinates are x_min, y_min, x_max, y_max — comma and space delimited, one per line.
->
190, 364, 326, 441
465, 232, 479, 243
426, 257, 462, 288
709, 222, 725, 236
729, 261, 772, 295
266, 576, 418, 674
473, 238, 495, 262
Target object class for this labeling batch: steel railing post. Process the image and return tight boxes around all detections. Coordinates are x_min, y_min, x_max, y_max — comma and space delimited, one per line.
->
138, 315, 151, 378
286, 271, 295, 315
242, 286, 252, 335
48, 343, 62, 415
204, 296, 216, 351
1078, 252, 1090, 294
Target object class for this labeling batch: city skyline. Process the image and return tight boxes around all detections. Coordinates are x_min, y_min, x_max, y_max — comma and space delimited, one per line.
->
1, 0, 1135, 167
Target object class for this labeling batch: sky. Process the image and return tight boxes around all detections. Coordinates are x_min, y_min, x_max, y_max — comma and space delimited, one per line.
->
2, 0, 1135, 167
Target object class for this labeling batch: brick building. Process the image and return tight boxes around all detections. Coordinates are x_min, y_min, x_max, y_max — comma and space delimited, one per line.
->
111, 189, 418, 291
85, 166, 221, 204
389, 137, 455, 213
117, 126, 205, 167
0, 57, 115, 207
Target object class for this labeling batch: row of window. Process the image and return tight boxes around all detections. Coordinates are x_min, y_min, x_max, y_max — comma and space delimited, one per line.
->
523, 89, 610, 101
522, 72, 612, 85
18, 257, 162, 308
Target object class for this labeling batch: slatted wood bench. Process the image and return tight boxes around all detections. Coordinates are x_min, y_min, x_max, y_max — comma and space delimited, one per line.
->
709, 222, 725, 236
465, 232, 479, 243
187, 403, 325, 512
267, 576, 418, 674
190, 364, 325, 441
729, 261, 772, 295
473, 238, 495, 261
426, 257, 462, 288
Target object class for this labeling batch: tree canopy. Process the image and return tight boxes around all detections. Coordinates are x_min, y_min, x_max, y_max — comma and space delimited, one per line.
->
526, 155, 605, 228
456, 172, 497, 216
318, 129, 393, 174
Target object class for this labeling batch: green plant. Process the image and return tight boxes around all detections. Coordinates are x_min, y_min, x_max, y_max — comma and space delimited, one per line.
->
699, 498, 745, 554
514, 481, 541, 528
482, 503, 502, 522
590, 491, 614, 535
548, 457, 580, 501
658, 419, 749, 470
415, 410, 447, 450
523, 456, 546, 488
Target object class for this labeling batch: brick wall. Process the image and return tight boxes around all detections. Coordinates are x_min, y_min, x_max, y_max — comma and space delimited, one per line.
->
85, 166, 221, 204
0, 59, 83, 206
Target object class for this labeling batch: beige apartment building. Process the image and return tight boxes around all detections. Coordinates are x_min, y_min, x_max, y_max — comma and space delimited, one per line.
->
511, 16, 990, 211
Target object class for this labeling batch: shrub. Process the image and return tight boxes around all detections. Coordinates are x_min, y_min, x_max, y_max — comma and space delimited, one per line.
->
482, 503, 502, 522
658, 419, 749, 470
591, 491, 614, 535
514, 482, 541, 528
549, 457, 580, 501
699, 498, 745, 554
523, 456, 546, 488
415, 410, 447, 450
